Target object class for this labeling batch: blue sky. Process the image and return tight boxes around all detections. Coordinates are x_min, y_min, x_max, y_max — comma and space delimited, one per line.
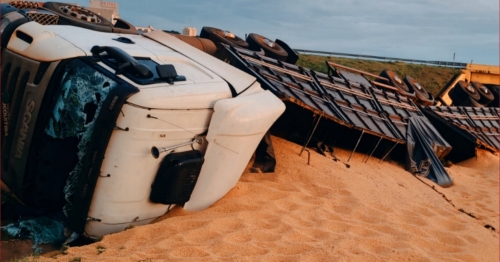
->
46, 0, 498, 65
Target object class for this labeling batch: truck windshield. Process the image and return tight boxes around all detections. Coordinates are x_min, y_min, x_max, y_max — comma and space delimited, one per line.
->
45, 59, 116, 139
2, 57, 134, 244
43, 59, 118, 217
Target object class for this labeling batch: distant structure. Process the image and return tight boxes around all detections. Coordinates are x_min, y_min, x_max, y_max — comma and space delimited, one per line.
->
182, 27, 197, 37
136, 25, 155, 34
88, 0, 120, 22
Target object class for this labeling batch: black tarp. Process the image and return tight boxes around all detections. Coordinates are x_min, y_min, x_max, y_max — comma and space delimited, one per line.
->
251, 131, 277, 173
406, 116, 453, 187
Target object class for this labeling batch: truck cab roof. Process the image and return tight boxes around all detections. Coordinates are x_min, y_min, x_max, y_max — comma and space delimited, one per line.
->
7, 22, 257, 109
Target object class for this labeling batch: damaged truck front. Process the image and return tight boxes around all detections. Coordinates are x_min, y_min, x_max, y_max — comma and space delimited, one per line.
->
1, 7, 285, 239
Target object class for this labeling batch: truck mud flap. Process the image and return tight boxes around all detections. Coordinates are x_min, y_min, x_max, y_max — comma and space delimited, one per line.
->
184, 89, 285, 211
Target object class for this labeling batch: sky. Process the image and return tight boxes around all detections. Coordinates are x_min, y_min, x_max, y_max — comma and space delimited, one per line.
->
42, 0, 498, 65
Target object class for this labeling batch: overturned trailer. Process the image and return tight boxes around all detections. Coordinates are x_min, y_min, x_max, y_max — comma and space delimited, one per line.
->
219, 45, 459, 187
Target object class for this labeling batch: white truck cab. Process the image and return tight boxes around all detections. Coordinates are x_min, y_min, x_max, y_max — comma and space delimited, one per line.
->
1, 3, 284, 239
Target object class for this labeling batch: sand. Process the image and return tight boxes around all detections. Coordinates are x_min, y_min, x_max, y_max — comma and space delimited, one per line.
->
39, 136, 499, 262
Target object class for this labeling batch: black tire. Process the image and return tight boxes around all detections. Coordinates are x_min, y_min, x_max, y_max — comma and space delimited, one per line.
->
246, 33, 288, 61
485, 85, 499, 107
426, 93, 436, 106
378, 69, 415, 99
379, 69, 409, 92
42, 2, 113, 32
275, 39, 298, 64
470, 81, 494, 105
403, 76, 434, 105
469, 97, 485, 107
200, 26, 249, 49
449, 80, 481, 106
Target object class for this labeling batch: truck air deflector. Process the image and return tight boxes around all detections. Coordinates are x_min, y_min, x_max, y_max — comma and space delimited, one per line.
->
184, 89, 285, 211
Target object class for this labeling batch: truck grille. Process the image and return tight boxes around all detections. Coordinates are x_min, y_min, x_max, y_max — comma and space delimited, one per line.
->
8, 1, 60, 25
7, 1, 40, 9
25, 12, 59, 25
1, 50, 55, 197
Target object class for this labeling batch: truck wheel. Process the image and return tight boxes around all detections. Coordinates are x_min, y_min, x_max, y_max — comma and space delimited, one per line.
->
403, 76, 434, 105
246, 33, 288, 61
449, 80, 481, 106
200, 26, 249, 49
379, 69, 410, 92
275, 39, 299, 64
469, 97, 485, 107
42, 2, 113, 32
377, 69, 415, 99
425, 93, 436, 106
486, 85, 499, 107
471, 81, 494, 105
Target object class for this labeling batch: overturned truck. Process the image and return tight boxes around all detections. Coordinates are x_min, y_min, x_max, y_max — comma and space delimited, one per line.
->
1, 2, 285, 239
3, 0, 499, 244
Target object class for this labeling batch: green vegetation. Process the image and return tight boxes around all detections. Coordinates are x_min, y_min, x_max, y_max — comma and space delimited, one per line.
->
296, 54, 461, 95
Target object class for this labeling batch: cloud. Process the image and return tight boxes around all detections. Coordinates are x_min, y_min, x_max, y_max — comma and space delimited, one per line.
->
40, 0, 499, 64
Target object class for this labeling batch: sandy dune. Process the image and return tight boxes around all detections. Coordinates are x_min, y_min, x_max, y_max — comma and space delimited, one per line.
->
40, 136, 499, 262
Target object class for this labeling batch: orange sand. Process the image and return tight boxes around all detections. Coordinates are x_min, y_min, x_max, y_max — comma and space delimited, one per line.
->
40, 136, 499, 261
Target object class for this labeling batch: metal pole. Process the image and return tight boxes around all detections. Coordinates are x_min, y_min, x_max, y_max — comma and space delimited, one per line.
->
299, 114, 318, 155
330, 132, 340, 158
364, 136, 383, 163
347, 130, 364, 163
299, 112, 324, 156
379, 141, 399, 163
321, 124, 332, 144
304, 149, 311, 165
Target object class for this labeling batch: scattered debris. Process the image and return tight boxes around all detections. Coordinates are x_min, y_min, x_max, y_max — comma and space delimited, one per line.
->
458, 208, 478, 219
485, 224, 496, 232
